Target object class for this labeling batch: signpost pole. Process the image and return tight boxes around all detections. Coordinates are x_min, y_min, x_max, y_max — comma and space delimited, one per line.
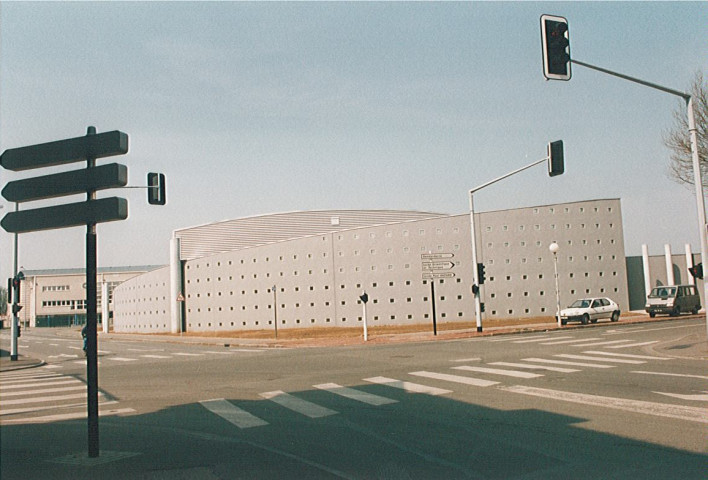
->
10, 203, 19, 361
430, 280, 437, 336
84, 127, 100, 458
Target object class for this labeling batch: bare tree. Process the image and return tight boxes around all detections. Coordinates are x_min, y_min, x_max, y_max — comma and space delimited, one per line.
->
664, 71, 708, 189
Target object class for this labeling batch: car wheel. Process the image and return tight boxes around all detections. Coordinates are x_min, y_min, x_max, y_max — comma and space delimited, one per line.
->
561, 318, 567, 326
671, 306, 680, 317
649, 311, 656, 318
692, 306, 700, 315
581, 314, 590, 325
611, 310, 620, 322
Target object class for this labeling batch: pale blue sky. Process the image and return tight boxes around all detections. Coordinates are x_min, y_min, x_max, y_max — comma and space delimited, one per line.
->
1, 1, 706, 281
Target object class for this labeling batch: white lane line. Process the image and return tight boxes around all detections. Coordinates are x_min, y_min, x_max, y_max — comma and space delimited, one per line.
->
653, 392, 708, 402
0, 385, 86, 397
314, 383, 398, 406
605, 341, 659, 349
365, 376, 453, 395
514, 336, 573, 344
173, 353, 204, 357
141, 355, 172, 359
571, 339, 633, 347
489, 362, 580, 373
451, 357, 482, 363
107, 357, 138, 362
0, 407, 135, 425
205, 351, 235, 355
632, 371, 708, 380
541, 338, 601, 345
555, 354, 646, 365
581, 351, 670, 360
410, 371, 499, 387
522, 358, 615, 369
260, 390, 338, 418
453, 365, 543, 379
200, 398, 269, 428
501, 385, 708, 424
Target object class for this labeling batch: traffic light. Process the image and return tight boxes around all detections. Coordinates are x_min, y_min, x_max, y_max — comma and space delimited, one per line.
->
477, 263, 486, 285
471, 284, 479, 295
147, 172, 166, 205
359, 292, 369, 304
12, 303, 22, 315
689, 263, 703, 280
548, 140, 564, 177
11, 276, 21, 302
541, 14, 571, 81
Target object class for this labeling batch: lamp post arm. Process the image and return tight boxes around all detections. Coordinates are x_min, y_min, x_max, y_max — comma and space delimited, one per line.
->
470, 157, 546, 195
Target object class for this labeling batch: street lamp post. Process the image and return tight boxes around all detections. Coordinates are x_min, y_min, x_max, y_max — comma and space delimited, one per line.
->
271, 285, 278, 339
549, 242, 561, 327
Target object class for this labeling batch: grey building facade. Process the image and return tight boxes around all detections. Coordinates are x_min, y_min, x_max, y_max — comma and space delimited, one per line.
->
113, 198, 631, 334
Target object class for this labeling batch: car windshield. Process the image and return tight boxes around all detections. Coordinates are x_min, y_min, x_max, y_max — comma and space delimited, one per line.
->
649, 287, 676, 298
569, 299, 590, 308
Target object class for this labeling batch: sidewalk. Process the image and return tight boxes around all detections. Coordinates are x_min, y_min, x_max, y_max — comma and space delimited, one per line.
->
0, 348, 45, 372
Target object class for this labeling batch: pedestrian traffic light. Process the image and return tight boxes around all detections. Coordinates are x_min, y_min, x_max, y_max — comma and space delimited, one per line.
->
480, 302, 485, 313
689, 263, 703, 280
548, 140, 564, 177
472, 284, 479, 295
477, 263, 486, 285
147, 172, 166, 205
359, 292, 369, 304
11, 276, 21, 301
541, 14, 571, 81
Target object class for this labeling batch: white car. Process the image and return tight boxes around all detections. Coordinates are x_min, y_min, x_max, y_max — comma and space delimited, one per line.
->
559, 297, 620, 325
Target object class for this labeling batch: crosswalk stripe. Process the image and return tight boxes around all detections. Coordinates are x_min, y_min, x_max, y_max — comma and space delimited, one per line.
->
582, 351, 670, 360
452, 365, 543, 379
605, 341, 659, 349
522, 358, 615, 368
364, 376, 453, 395
555, 354, 646, 364
200, 398, 269, 428
1, 400, 118, 417
410, 371, 498, 388
489, 362, 579, 373
570, 339, 632, 347
108, 357, 138, 362
0, 385, 86, 397
501, 385, 708, 424
0, 407, 135, 425
260, 390, 338, 418
314, 383, 398, 406
541, 338, 601, 345
1, 392, 99, 407
514, 336, 573, 344
632, 371, 708, 380
1, 379, 78, 390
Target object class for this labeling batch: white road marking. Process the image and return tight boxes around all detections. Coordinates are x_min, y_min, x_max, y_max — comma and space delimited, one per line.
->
200, 398, 269, 428
581, 351, 670, 360
521, 358, 615, 368
1, 392, 102, 406
141, 355, 172, 359
410, 371, 499, 387
314, 383, 398, 406
173, 353, 204, 357
554, 354, 646, 364
0, 385, 86, 397
654, 392, 708, 402
107, 357, 138, 362
514, 336, 573, 344
571, 339, 633, 347
605, 341, 659, 349
364, 376, 452, 395
260, 390, 338, 418
541, 338, 601, 345
632, 371, 708, 380
453, 365, 543, 379
451, 357, 482, 363
1, 407, 135, 425
489, 362, 579, 373
501, 385, 708, 424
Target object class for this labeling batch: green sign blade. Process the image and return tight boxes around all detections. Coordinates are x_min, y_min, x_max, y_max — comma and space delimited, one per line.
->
0, 131, 128, 172
2, 163, 128, 203
0, 197, 128, 233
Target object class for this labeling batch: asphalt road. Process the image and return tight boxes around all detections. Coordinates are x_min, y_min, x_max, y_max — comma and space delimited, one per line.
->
1, 318, 707, 479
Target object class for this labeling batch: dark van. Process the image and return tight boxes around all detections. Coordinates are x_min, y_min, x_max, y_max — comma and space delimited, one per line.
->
645, 285, 701, 317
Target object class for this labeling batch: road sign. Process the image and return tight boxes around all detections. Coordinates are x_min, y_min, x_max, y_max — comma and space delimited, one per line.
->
422, 261, 455, 271
423, 272, 456, 279
421, 253, 454, 260
1, 197, 128, 233
2, 163, 128, 203
0, 130, 128, 171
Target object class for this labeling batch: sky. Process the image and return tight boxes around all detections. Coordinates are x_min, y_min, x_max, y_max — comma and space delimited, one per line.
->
1, 1, 706, 283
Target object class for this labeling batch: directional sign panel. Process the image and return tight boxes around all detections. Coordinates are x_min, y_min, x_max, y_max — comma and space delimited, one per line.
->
422, 261, 455, 271
2, 163, 128, 203
0, 130, 128, 171
421, 253, 454, 260
423, 272, 456, 279
1, 197, 128, 233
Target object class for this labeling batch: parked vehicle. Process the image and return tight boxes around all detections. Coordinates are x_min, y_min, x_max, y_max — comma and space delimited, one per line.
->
645, 285, 701, 317
559, 297, 620, 325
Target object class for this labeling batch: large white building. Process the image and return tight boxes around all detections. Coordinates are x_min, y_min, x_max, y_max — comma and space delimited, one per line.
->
111, 198, 632, 334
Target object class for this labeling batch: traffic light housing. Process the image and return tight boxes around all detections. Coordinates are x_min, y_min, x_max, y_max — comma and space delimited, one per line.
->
541, 14, 571, 81
689, 263, 703, 280
548, 140, 564, 177
477, 263, 486, 285
11, 276, 21, 302
147, 172, 166, 205
359, 292, 369, 304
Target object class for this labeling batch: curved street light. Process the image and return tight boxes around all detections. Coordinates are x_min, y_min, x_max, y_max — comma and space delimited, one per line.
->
549, 242, 561, 327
